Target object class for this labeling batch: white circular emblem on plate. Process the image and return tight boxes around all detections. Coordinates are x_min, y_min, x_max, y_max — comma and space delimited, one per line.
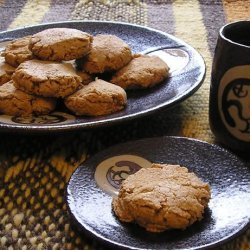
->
94, 154, 152, 196
148, 48, 189, 76
0, 112, 76, 125
218, 65, 250, 142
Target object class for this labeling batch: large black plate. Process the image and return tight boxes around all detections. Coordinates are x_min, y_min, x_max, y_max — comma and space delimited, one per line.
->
67, 136, 250, 250
0, 21, 205, 132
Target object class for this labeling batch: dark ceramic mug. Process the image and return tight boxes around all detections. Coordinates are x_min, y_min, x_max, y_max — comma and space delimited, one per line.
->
209, 20, 250, 153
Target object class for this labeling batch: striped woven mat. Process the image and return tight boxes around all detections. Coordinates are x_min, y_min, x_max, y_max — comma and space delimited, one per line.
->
0, 0, 249, 249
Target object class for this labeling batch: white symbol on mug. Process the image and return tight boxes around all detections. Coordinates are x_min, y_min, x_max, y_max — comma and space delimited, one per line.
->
218, 65, 250, 142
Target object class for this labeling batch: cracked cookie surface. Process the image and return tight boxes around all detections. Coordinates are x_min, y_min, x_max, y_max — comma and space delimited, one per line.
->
112, 163, 211, 232
2, 36, 34, 67
12, 59, 81, 98
76, 71, 94, 85
29, 28, 93, 61
79, 34, 132, 74
0, 56, 15, 85
68, 60, 93, 85
64, 79, 127, 116
0, 81, 56, 116
111, 55, 169, 89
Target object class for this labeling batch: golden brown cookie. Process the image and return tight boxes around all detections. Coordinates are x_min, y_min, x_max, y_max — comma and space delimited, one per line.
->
64, 79, 127, 116
0, 56, 15, 85
0, 81, 56, 116
76, 71, 94, 85
111, 55, 169, 89
29, 28, 93, 61
112, 163, 211, 233
67, 60, 94, 85
12, 59, 81, 98
2, 36, 34, 67
80, 34, 132, 74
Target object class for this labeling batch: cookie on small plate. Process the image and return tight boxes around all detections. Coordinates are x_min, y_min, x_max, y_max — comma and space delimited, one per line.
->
79, 34, 132, 74
2, 36, 34, 67
29, 28, 93, 61
64, 79, 127, 116
112, 163, 211, 233
111, 55, 169, 89
12, 59, 81, 98
0, 81, 56, 116
0, 56, 15, 85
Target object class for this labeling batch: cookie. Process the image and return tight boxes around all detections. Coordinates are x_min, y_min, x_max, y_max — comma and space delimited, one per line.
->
29, 28, 93, 61
76, 71, 93, 85
111, 55, 169, 89
112, 163, 211, 232
2, 36, 34, 67
68, 60, 93, 85
12, 59, 81, 98
0, 81, 56, 116
64, 79, 127, 116
0, 56, 15, 85
79, 34, 132, 74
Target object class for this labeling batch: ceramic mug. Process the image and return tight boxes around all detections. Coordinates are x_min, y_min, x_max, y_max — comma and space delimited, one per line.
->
209, 20, 250, 153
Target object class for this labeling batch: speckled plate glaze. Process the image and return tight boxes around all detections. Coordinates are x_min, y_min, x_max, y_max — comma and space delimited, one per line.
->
0, 21, 205, 132
66, 136, 250, 250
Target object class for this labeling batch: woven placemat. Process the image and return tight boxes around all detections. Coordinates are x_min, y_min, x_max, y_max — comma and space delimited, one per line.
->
0, 0, 249, 249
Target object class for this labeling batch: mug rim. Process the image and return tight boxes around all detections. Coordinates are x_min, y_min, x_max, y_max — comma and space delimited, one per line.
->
219, 20, 250, 48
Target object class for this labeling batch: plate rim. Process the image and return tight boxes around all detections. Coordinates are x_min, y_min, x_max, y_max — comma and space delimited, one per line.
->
66, 136, 250, 250
0, 21, 206, 133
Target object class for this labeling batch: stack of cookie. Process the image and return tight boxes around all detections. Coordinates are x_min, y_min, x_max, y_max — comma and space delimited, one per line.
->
0, 27, 169, 117
0, 28, 90, 116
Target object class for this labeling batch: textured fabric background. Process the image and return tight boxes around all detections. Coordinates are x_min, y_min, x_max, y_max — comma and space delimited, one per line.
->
0, 0, 249, 249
